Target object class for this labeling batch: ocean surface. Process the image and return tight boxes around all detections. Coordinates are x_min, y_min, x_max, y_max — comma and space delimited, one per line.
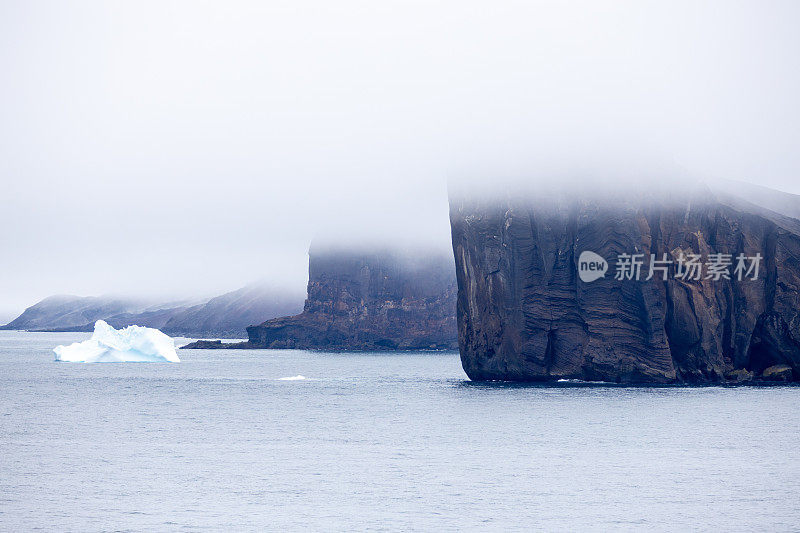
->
1, 331, 799, 531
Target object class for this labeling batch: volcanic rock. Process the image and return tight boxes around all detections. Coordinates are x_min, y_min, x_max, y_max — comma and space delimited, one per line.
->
241, 247, 458, 350
449, 183, 800, 383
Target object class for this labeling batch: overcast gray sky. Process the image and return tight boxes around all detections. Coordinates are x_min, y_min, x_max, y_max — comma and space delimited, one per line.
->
2, 1, 799, 321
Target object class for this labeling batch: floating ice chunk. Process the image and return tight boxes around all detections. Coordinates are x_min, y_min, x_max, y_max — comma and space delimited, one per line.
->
278, 375, 306, 380
54, 320, 180, 363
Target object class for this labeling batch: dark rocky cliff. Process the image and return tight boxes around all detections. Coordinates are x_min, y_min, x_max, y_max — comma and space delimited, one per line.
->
449, 185, 800, 383
240, 248, 458, 350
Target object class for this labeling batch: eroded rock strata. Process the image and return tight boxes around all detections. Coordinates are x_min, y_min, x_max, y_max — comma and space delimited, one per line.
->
191, 247, 459, 350
449, 186, 800, 383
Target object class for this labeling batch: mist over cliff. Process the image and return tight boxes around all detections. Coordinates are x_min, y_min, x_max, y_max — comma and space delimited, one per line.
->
3, 1, 800, 320
2, 284, 304, 339
450, 176, 800, 383
244, 245, 458, 350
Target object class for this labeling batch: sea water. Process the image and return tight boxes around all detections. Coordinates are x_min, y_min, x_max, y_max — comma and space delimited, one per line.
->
1, 331, 799, 531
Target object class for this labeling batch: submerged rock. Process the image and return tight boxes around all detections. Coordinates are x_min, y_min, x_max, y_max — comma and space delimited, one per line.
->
449, 183, 800, 383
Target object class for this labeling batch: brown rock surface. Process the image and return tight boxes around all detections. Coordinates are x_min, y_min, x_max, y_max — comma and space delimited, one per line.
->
449, 184, 800, 383
241, 247, 458, 350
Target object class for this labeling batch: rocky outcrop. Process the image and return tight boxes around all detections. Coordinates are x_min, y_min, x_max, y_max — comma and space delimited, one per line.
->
236, 247, 458, 350
180, 339, 228, 349
449, 184, 800, 383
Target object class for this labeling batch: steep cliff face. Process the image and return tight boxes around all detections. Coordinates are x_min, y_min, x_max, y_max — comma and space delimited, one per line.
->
244, 248, 458, 350
449, 187, 800, 383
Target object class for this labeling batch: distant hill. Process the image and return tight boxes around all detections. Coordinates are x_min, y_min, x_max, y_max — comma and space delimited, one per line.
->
1, 284, 304, 338
0, 295, 150, 331
161, 284, 303, 338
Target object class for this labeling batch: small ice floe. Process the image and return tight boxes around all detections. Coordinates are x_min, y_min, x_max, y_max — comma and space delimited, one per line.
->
278, 375, 306, 381
53, 320, 180, 363
557, 378, 612, 384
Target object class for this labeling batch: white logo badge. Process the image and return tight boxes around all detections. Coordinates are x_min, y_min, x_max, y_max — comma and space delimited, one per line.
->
578, 251, 608, 283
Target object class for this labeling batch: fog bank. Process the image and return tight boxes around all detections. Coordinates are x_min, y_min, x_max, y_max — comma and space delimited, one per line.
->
2, 1, 799, 319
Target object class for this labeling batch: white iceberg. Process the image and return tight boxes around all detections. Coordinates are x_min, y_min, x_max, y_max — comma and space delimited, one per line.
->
278, 375, 306, 381
54, 320, 180, 363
